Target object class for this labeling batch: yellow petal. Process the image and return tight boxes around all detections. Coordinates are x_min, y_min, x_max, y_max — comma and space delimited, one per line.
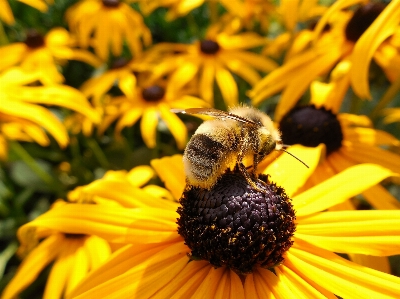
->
119, 73, 137, 100
167, 60, 199, 95
275, 265, 336, 299
228, 50, 278, 73
215, 61, 238, 107
199, 59, 215, 104
0, 44, 25, 71
18, 204, 179, 244
0, 99, 69, 148
351, 0, 400, 99
18, 0, 49, 12
383, 108, 400, 123
343, 127, 400, 147
65, 245, 89, 296
1, 234, 63, 299
150, 260, 211, 298
83, 235, 112, 270
0, 0, 15, 24
219, 32, 267, 50
191, 267, 226, 298
341, 143, 400, 174
296, 210, 400, 255
362, 184, 400, 210
151, 155, 186, 200
262, 145, 324, 198
159, 103, 187, 150
275, 46, 344, 121
293, 164, 394, 217
72, 242, 188, 299
44, 239, 81, 299
140, 107, 159, 149
142, 185, 175, 202
126, 165, 154, 187
16, 85, 100, 123
221, 53, 261, 86
115, 103, 143, 134
286, 242, 400, 299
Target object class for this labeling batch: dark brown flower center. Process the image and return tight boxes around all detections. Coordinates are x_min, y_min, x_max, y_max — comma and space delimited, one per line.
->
279, 105, 343, 155
177, 168, 296, 274
200, 40, 220, 55
24, 29, 45, 49
345, 2, 386, 42
110, 57, 130, 69
102, 0, 120, 8
142, 85, 165, 102
64, 233, 86, 239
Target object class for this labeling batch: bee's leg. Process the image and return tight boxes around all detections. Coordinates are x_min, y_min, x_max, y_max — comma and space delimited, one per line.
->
237, 163, 266, 193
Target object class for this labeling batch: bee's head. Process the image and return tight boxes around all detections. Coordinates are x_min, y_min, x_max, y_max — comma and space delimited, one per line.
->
257, 127, 281, 160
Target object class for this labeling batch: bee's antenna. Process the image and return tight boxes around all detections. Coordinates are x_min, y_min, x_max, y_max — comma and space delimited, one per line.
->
278, 149, 309, 168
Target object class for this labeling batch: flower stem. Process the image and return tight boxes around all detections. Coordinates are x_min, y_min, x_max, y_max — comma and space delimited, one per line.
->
9, 141, 56, 186
86, 138, 109, 169
371, 76, 400, 119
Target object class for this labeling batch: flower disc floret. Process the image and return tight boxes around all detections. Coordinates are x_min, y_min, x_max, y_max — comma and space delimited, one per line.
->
177, 168, 296, 274
279, 105, 343, 155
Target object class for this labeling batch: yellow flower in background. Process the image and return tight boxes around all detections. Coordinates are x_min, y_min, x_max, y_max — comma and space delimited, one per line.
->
66, 0, 151, 61
250, 0, 400, 121
0, 0, 54, 23
1, 200, 112, 299
145, 28, 277, 107
316, 0, 400, 100
49, 149, 400, 299
0, 27, 101, 84
0, 68, 100, 159
64, 57, 152, 136
98, 76, 208, 150
278, 103, 400, 210
79, 57, 149, 104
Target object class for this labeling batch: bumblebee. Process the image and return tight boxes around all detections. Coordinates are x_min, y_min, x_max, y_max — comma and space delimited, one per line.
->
172, 106, 286, 190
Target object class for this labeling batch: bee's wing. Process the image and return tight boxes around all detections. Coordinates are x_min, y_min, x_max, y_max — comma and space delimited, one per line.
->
171, 108, 257, 125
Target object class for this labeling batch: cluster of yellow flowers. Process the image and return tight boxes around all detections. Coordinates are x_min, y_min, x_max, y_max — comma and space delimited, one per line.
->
1, 0, 400, 298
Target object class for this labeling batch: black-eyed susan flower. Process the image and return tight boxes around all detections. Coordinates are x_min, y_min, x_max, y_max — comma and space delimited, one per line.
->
1, 200, 112, 299
276, 87, 400, 213
64, 57, 151, 136
0, 68, 100, 159
66, 0, 151, 61
250, 0, 400, 121
97, 76, 208, 150
0, 28, 101, 84
48, 149, 400, 298
146, 28, 277, 107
